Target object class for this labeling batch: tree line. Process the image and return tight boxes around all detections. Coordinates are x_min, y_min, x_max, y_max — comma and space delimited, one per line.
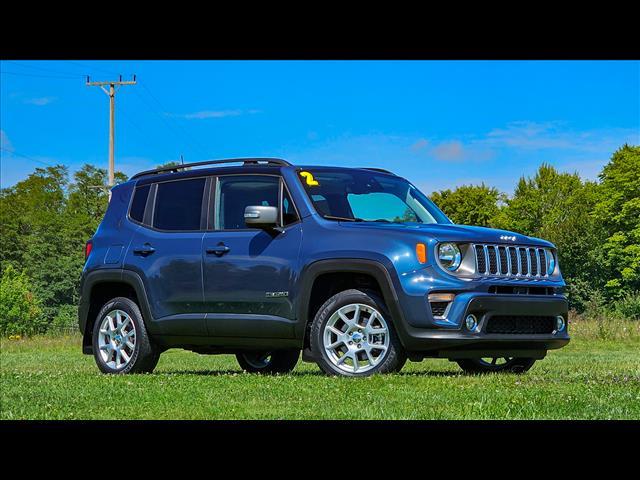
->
0, 145, 638, 335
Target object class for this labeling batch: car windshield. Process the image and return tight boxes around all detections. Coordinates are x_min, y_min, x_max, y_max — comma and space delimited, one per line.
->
297, 168, 451, 224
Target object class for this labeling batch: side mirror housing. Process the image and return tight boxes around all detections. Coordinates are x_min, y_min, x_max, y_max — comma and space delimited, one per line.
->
244, 205, 279, 230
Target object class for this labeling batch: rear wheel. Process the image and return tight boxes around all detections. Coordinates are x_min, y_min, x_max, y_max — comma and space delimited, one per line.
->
236, 350, 300, 374
456, 357, 536, 374
92, 297, 160, 374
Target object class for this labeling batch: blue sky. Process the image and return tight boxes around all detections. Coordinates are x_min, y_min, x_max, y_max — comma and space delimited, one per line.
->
1, 60, 638, 194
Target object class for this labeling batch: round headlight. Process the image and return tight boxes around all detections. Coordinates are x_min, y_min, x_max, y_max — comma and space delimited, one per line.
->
438, 243, 462, 271
547, 251, 556, 275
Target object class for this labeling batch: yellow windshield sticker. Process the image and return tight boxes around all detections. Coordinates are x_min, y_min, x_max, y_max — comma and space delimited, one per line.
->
300, 171, 319, 186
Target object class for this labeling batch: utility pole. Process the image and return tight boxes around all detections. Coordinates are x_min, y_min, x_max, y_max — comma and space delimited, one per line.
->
86, 75, 137, 187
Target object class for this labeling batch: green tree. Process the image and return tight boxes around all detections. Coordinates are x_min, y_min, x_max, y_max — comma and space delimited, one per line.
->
0, 165, 68, 268
593, 144, 640, 294
430, 183, 503, 226
0, 164, 126, 328
156, 160, 182, 169
0, 264, 43, 336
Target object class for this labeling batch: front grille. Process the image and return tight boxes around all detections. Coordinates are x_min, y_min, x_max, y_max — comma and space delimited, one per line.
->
508, 248, 518, 274
430, 302, 449, 317
529, 249, 538, 275
498, 246, 508, 274
473, 244, 555, 278
487, 247, 498, 274
539, 250, 547, 276
475, 245, 487, 273
486, 315, 555, 334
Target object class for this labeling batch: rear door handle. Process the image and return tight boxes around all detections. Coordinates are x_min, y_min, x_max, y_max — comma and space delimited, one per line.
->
206, 244, 230, 256
133, 244, 155, 256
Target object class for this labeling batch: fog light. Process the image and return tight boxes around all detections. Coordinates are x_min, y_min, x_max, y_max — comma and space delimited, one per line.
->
555, 315, 566, 332
465, 314, 478, 332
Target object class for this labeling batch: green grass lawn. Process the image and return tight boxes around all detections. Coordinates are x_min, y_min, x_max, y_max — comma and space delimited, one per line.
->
1, 328, 639, 419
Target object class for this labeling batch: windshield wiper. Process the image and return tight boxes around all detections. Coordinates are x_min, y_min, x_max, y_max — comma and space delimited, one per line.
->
322, 215, 365, 222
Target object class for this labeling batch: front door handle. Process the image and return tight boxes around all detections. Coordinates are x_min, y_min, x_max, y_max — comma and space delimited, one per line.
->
206, 244, 230, 256
133, 243, 155, 256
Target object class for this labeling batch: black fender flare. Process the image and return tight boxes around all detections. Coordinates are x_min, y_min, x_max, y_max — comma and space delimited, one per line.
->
79, 269, 156, 353
294, 258, 408, 346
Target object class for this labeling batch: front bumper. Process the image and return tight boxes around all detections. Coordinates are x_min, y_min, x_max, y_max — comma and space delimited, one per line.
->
396, 294, 570, 359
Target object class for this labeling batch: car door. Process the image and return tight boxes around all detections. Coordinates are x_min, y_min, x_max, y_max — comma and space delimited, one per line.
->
202, 174, 302, 338
123, 176, 210, 336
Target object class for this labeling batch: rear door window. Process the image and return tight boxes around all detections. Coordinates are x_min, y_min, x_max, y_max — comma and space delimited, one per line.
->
152, 178, 206, 231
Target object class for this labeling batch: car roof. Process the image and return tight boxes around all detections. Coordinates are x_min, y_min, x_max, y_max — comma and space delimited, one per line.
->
128, 158, 397, 186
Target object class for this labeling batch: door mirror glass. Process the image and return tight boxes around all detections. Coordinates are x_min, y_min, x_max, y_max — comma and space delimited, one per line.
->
244, 205, 278, 229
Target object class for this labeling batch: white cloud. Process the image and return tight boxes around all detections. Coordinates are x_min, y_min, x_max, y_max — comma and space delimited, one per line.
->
430, 140, 465, 161
411, 138, 429, 152
483, 120, 638, 152
414, 138, 495, 163
280, 121, 637, 196
24, 96, 56, 106
169, 109, 260, 120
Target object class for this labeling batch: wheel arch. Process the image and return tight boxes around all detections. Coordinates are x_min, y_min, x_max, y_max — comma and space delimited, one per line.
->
79, 269, 154, 354
296, 258, 406, 349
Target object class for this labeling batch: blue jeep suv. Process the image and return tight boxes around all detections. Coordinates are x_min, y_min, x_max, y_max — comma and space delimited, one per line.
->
79, 158, 569, 376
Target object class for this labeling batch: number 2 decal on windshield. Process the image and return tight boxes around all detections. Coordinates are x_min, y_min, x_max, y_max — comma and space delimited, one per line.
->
300, 171, 320, 186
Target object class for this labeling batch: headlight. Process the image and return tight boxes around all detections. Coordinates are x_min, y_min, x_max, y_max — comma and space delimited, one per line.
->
438, 243, 462, 271
547, 251, 556, 275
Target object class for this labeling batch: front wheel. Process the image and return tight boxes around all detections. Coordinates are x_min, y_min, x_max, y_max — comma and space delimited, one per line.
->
310, 289, 407, 377
456, 357, 537, 374
236, 350, 300, 374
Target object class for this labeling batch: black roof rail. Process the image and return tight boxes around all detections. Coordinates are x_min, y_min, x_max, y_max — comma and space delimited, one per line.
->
131, 157, 292, 180
361, 167, 396, 175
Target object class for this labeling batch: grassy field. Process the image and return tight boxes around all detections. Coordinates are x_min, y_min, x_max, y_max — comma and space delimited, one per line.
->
1, 321, 639, 420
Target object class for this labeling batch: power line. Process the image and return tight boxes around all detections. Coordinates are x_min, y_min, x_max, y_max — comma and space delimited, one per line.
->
0, 70, 80, 80
130, 87, 200, 158
3, 60, 85, 78
65, 60, 120, 76
136, 80, 211, 159
118, 101, 156, 153
1, 147, 57, 167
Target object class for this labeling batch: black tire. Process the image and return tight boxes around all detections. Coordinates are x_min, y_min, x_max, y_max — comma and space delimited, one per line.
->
236, 350, 300, 374
92, 297, 160, 374
456, 357, 537, 374
310, 289, 407, 377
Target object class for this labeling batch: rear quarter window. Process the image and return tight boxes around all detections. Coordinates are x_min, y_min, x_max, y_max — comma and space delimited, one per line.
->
129, 184, 150, 223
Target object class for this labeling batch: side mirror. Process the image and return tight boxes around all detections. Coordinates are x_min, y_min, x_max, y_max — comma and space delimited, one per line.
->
244, 205, 279, 230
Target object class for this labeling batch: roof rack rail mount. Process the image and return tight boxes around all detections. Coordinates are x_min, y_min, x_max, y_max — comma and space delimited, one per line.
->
131, 157, 291, 180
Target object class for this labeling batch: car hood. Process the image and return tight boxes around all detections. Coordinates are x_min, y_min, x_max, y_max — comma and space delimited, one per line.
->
338, 221, 554, 248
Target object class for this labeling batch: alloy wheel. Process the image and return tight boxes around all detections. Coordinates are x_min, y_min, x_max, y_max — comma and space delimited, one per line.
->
97, 309, 136, 370
241, 352, 273, 369
322, 303, 389, 374
477, 357, 514, 367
